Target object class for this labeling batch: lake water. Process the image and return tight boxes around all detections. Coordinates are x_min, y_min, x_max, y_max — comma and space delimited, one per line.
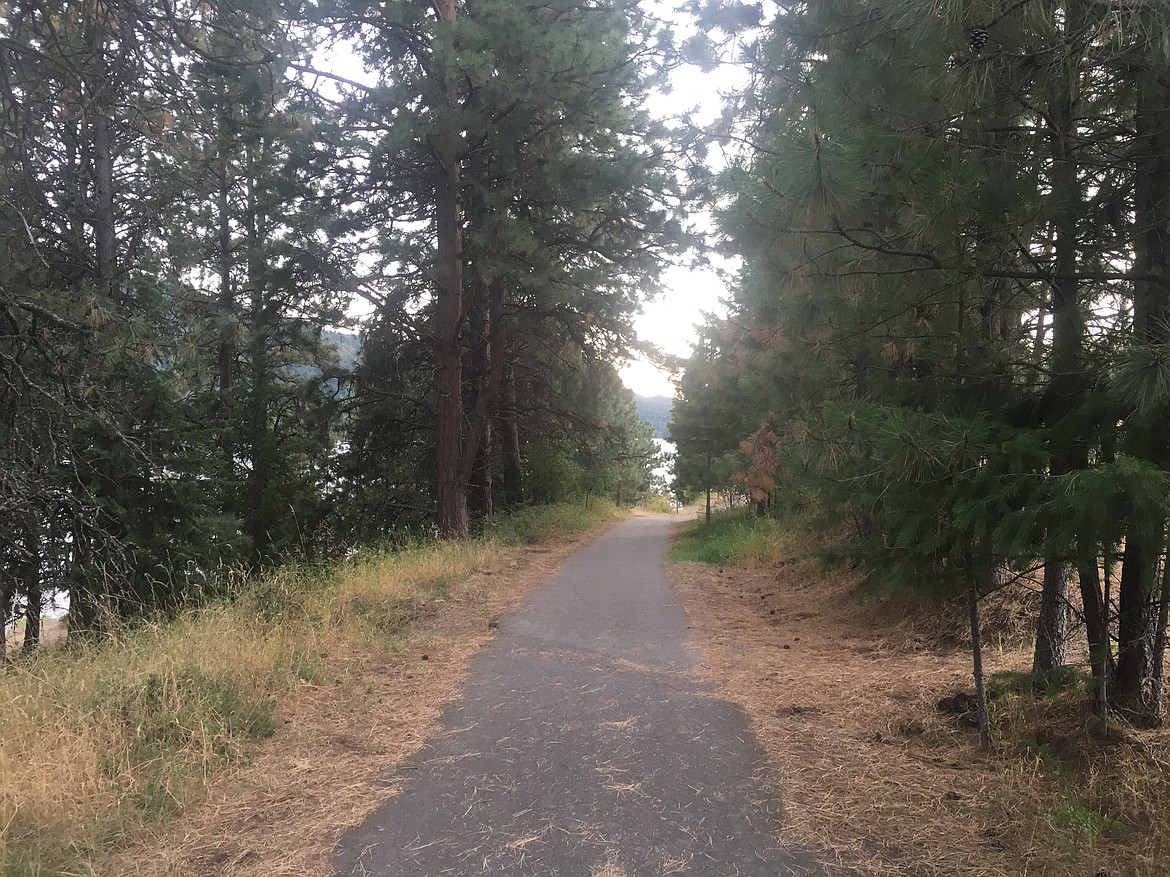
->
654, 438, 675, 486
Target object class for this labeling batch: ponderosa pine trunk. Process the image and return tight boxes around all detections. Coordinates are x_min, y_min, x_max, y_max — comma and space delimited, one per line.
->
1033, 11, 1088, 678
432, 0, 468, 538
1078, 559, 1113, 686
460, 279, 505, 482
1150, 548, 1170, 724
217, 134, 235, 395
243, 145, 274, 560
499, 360, 524, 507
969, 566, 991, 752
1033, 561, 1070, 677
92, 113, 117, 299
0, 566, 12, 661
1116, 49, 1170, 709
466, 280, 506, 517
1116, 534, 1160, 705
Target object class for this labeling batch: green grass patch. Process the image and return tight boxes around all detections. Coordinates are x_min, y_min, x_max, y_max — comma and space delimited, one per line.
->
641, 494, 674, 514
488, 497, 623, 545
1022, 738, 1129, 843
670, 507, 795, 568
989, 666, 1089, 699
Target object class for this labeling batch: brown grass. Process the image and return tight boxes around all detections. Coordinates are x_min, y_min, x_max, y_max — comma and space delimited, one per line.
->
98, 526, 617, 877
668, 545, 1170, 877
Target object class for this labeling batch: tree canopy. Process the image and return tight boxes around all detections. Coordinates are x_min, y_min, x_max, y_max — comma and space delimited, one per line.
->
670, 0, 1170, 719
0, 0, 678, 653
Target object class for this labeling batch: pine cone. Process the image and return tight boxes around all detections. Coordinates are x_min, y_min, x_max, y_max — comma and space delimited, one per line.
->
968, 27, 990, 53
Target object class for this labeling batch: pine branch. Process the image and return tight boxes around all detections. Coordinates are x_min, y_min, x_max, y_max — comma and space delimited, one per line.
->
828, 220, 1170, 290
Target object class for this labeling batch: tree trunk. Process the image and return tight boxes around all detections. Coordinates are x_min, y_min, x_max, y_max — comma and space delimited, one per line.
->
460, 279, 506, 511
704, 444, 712, 525
466, 280, 504, 517
1116, 47, 1170, 708
432, 0, 468, 538
0, 564, 12, 662
1100, 552, 1113, 734
217, 137, 235, 395
1150, 547, 1170, 725
67, 527, 100, 636
1033, 561, 1069, 678
21, 527, 41, 654
1116, 535, 1160, 705
243, 144, 273, 560
1034, 16, 1086, 677
969, 568, 991, 752
1078, 558, 1113, 685
91, 112, 117, 299
470, 424, 493, 517
499, 360, 524, 507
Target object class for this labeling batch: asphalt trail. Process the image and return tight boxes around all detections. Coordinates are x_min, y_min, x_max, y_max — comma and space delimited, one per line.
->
333, 515, 815, 876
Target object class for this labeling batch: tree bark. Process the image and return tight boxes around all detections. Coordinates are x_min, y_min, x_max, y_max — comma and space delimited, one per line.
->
1116, 534, 1160, 705
217, 134, 235, 395
432, 0, 468, 538
1115, 48, 1170, 708
460, 279, 506, 497
1150, 546, 1170, 725
1033, 561, 1070, 678
21, 526, 41, 654
1077, 558, 1113, 685
466, 280, 506, 517
498, 359, 524, 507
243, 142, 273, 559
969, 568, 991, 752
91, 112, 117, 299
1033, 13, 1086, 677
0, 564, 12, 662
704, 442, 712, 525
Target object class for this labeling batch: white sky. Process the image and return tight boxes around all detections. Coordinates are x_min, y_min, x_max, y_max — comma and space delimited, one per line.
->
321, 3, 744, 399
618, 7, 746, 399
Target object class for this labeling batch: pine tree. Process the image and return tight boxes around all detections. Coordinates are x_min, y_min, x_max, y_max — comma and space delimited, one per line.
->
680, 0, 1170, 719
335, 0, 682, 536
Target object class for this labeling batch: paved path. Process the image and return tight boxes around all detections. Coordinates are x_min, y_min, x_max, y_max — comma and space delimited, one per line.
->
333, 516, 814, 876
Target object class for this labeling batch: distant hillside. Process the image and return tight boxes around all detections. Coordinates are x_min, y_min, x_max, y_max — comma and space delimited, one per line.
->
324, 328, 362, 370
635, 394, 673, 439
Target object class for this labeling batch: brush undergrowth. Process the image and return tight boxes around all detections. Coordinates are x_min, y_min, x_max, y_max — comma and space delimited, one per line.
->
673, 508, 1170, 874
670, 507, 799, 568
0, 500, 619, 877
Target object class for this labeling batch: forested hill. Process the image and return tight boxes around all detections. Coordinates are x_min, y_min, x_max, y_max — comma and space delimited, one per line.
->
635, 395, 672, 439
325, 329, 362, 371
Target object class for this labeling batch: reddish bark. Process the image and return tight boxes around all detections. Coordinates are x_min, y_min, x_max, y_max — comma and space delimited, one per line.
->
432, 0, 468, 538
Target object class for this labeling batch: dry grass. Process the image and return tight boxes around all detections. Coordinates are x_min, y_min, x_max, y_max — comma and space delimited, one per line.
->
1, 501, 623, 877
668, 534, 1170, 877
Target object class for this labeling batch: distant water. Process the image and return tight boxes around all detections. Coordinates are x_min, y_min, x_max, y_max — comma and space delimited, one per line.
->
654, 438, 675, 485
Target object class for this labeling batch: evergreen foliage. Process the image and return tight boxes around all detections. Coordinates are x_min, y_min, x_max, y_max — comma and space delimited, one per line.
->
0, 0, 676, 650
670, 0, 1170, 719
634, 394, 673, 439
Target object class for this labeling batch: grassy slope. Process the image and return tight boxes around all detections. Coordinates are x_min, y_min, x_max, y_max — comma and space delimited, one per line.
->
668, 508, 1169, 877
0, 501, 623, 877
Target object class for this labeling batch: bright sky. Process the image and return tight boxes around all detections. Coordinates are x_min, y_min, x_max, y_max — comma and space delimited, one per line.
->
322, 3, 744, 399
618, 5, 746, 399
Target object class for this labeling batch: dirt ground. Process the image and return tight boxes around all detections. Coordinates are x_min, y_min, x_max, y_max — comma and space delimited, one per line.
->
667, 554, 1170, 877
98, 513, 1167, 877
104, 522, 620, 877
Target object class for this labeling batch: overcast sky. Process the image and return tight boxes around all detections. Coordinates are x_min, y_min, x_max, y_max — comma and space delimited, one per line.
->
618, 3, 746, 399
323, 3, 744, 400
